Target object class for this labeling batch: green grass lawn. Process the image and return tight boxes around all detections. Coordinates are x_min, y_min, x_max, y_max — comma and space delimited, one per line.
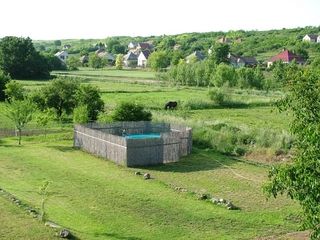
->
0, 197, 55, 239
0, 134, 301, 240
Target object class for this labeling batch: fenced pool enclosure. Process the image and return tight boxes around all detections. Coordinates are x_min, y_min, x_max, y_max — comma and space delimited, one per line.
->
74, 121, 192, 167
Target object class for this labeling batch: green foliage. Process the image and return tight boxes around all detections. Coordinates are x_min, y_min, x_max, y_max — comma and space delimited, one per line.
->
40, 78, 79, 117
0, 70, 11, 101
39, 180, 51, 222
0, 36, 49, 79
41, 52, 66, 71
112, 102, 152, 122
75, 84, 104, 120
115, 54, 124, 70
73, 105, 89, 124
4, 81, 25, 101
212, 63, 237, 87
4, 100, 36, 145
208, 88, 228, 105
209, 43, 230, 64
67, 56, 80, 70
53, 40, 61, 46
31, 78, 103, 120
236, 67, 264, 89
35, 109, 55, 137
148, 51, 170, 71
89, 54, 107, 69
106, 39, 126, 54
167, 61, 212, 86
264, 65, 320, 239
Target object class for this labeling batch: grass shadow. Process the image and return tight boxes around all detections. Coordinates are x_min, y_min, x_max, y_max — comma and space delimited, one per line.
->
94, 232, 142, 240
46, 145, 77, 152
139, 148, 238, 173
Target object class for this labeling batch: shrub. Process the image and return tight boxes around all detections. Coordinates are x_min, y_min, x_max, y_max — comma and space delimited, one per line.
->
112, 102, 152, 122
73, 105, 89, 124
208, 88, 227, 105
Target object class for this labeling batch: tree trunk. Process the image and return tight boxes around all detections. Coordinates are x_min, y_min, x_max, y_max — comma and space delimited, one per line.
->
18, 128, 21, 145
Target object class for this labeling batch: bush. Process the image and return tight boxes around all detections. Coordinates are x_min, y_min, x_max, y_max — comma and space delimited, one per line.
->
112, 102, 152, 122
73, 105, 89, 124
4, 81, 25, 101
208, 88, 228, 105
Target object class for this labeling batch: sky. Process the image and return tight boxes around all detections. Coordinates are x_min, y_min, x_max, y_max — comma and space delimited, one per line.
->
0, 0, 319, 40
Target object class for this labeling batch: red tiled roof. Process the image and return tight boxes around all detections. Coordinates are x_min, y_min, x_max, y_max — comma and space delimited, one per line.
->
269, 50, 304, 63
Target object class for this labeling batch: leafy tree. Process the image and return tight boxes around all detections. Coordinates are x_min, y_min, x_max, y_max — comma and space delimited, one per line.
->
0, 36, 50, 79
209, 43, 230, 64
112, 102, 152, 122
264, 66, 320, 239
4, 81, 25, 101
5, 100, 35, 145
112, 44, 126, 54
73, 105, 89, 124
0, 70, 11, 101
148, 51, 170, 71
75, 85, 104, 120
212, 63, 237, 87
54, 40, 61, 46
41, 52, 66, 71
89, 54, 106, 69
236, 67, 263, 89
67, 56, 80, 70
41, 78, 79, 117
171, 50, 184, 66
115, 54, 124, 70
35, 109, 55, 138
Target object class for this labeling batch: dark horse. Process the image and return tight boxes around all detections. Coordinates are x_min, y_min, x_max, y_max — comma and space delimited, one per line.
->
165, 101, 177, 110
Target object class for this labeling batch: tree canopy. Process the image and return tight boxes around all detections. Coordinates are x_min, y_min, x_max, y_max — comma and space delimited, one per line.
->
0, 36, 50, 79
264, 62, 320, 239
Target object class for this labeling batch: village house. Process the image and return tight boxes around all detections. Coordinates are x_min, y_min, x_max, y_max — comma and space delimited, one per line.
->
302, 34, 319, 43
267, 49, 305, 67
138, 50, 151, 67
186, 51, 205, 63
54, 51, 68, 63
228, 53, 258, 68
125, 42, 153, 67
96, 51, 115, 64
123, 52, 138, 67
63, 44, 72, 50
128, 42, 138, 50
79, 55, 89, 65
217, 36, 232, 44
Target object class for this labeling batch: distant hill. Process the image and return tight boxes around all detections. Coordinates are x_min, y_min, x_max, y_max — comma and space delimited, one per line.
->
33, 26, 320, 62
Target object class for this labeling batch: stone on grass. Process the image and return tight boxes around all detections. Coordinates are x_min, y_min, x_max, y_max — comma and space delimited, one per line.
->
211, 197, 219, 204
59, 229, 71, 238
135, 171, 141, 175
197, 193, 209, 200
143, 173, 151, 180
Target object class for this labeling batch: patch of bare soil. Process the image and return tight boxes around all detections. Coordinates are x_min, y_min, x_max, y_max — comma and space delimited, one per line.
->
245, 149, 293, 164
256, 230, 310, 240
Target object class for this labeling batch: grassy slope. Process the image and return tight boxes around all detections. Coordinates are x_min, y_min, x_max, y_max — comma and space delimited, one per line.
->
0, 134, 300, 240
0, 197, 55, 239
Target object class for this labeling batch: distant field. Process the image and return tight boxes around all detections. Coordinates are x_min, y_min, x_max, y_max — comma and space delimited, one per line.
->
53, 67, 156, 80
0, 135, 301, 239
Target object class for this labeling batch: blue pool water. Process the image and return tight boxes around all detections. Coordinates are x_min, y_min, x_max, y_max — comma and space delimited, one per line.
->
125, 133, 161, 139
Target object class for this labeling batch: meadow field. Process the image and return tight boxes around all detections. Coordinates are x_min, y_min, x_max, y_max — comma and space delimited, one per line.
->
0, 68, 302, 239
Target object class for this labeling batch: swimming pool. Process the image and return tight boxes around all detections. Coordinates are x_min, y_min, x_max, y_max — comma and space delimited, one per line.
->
125, 133, 161, 139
